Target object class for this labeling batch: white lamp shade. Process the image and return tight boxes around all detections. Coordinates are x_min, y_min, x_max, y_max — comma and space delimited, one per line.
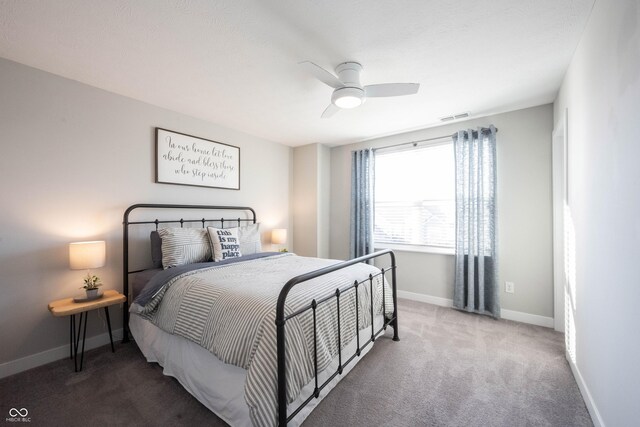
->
69, 241, 106, 270
271, 229, 287, 245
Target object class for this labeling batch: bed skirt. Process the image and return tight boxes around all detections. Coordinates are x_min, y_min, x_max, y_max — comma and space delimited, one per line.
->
129, 310, 384, 426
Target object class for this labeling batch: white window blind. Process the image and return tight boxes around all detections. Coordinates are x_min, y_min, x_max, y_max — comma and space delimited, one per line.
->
374, 142, 455, 249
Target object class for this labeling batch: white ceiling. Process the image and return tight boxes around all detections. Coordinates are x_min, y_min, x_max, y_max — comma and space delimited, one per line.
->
0, 0, 594, 146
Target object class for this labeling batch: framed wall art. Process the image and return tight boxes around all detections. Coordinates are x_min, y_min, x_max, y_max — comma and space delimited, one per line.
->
155, 128, 240, 190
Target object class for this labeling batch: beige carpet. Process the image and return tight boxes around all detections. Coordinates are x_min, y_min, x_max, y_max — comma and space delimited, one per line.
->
0, 299, 592, 426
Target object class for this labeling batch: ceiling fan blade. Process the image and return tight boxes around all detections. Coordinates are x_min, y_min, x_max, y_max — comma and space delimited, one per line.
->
321, 103, 340, 118
300, 61, 343, 89
364, 83, 420, 97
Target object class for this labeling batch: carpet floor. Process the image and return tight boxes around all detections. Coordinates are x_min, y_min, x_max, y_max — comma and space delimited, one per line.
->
0, 299, 592, 426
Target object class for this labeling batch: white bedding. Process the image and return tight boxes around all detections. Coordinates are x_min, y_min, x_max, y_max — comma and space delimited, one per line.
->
130, 309, 384, 427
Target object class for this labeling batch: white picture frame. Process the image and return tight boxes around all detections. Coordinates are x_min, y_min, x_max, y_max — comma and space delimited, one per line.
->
155, 128, 240, 190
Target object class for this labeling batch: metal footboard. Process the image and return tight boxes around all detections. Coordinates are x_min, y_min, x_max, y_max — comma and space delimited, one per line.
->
275, 249, 399, 426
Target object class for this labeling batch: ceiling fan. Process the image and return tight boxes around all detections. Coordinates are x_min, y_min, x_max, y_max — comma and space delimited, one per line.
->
300, 61, 420, 118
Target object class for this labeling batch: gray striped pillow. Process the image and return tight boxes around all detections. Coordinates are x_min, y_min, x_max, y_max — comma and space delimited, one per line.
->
157, 227, 212, 269
238, 223, 262, 255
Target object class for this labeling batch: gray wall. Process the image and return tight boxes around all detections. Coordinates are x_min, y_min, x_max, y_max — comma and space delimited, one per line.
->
554, 0, 640, 424
292, 143, 331, 258
0, 58, 291, 366
292, 144, 318, 256
330, 105, 554, 317
317, 144, 331, 259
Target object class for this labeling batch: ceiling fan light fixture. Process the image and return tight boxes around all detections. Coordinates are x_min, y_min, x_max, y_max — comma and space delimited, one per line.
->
335, 95, 362, 109
332, 87, 365, 109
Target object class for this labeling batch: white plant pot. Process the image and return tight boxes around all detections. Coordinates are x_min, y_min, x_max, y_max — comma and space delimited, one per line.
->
86, 288, 99, 299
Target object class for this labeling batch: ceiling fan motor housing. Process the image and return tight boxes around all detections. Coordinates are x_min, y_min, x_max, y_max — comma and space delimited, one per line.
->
332, 62, 365, 108
335, 62, 363, 87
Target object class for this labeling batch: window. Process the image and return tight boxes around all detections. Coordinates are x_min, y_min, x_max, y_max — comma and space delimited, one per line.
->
374, 142, 455, 251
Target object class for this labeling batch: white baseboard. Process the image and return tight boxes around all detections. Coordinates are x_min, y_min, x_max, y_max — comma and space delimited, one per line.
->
0, 328, 123, 379
567, 354, 605, 427
398, 290, 554, 328
397, 290, 453, 308
501, 308, 554, 328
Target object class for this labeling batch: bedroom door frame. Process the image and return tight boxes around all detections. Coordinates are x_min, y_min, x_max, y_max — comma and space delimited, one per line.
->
552, 110, 568, 333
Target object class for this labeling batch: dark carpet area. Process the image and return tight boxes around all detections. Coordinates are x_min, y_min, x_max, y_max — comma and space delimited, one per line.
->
0, 299, 592, 426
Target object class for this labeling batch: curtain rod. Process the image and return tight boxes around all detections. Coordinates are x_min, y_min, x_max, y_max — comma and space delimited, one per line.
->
372, 126, 498, 152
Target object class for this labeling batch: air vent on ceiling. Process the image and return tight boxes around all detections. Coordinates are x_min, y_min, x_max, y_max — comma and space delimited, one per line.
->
440, 112, 470, 122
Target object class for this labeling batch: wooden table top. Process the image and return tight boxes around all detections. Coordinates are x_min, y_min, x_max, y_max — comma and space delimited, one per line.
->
48, 289, 126, 317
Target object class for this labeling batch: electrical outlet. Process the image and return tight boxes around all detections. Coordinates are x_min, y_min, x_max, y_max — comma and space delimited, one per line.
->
505, 281, 515, 293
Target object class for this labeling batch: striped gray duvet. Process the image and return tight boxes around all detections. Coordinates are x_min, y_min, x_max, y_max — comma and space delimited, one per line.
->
137, 253, 393, 427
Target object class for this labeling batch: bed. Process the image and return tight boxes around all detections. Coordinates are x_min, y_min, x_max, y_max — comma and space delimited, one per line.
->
122, 204, 399, 427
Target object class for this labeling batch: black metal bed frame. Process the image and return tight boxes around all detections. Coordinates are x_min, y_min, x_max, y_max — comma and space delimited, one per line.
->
122, 203, 399, 426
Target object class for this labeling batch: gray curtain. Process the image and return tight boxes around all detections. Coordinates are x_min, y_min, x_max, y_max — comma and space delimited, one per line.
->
350, 149, 374, 259
453, 126, 499, 317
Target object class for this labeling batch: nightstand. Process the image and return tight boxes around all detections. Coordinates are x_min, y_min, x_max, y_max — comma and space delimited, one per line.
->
48, 289, 126, 372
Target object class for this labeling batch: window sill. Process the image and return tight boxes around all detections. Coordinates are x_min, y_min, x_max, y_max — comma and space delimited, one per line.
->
375, 243, 455, 256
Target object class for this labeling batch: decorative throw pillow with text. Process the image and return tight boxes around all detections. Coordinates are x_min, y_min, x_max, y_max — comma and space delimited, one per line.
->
207, 227, 242, 261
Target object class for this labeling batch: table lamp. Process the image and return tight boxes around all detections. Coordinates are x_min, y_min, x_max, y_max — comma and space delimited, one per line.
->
69, 241, 106, 293
271, 229, 287, 252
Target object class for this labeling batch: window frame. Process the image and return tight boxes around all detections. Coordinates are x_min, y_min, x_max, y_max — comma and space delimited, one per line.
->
373, 139, 456, 255
374, 242, 455, 255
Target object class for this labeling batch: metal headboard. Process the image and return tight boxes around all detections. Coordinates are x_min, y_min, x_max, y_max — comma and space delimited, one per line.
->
121, 203, 257, 342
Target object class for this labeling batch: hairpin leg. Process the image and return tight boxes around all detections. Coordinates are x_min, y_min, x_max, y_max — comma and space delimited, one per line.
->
73, 313, 83, 372
79, 312, 88, 371
104, 307, 115, 353
69, 315, 73, 360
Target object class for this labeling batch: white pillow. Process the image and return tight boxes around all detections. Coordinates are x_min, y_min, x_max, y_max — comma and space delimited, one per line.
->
157, 227, 211, 269
207, 227, 242, 261
238, 223, 262, 255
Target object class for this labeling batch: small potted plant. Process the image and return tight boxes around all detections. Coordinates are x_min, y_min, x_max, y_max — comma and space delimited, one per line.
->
81, 273, 103, 299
